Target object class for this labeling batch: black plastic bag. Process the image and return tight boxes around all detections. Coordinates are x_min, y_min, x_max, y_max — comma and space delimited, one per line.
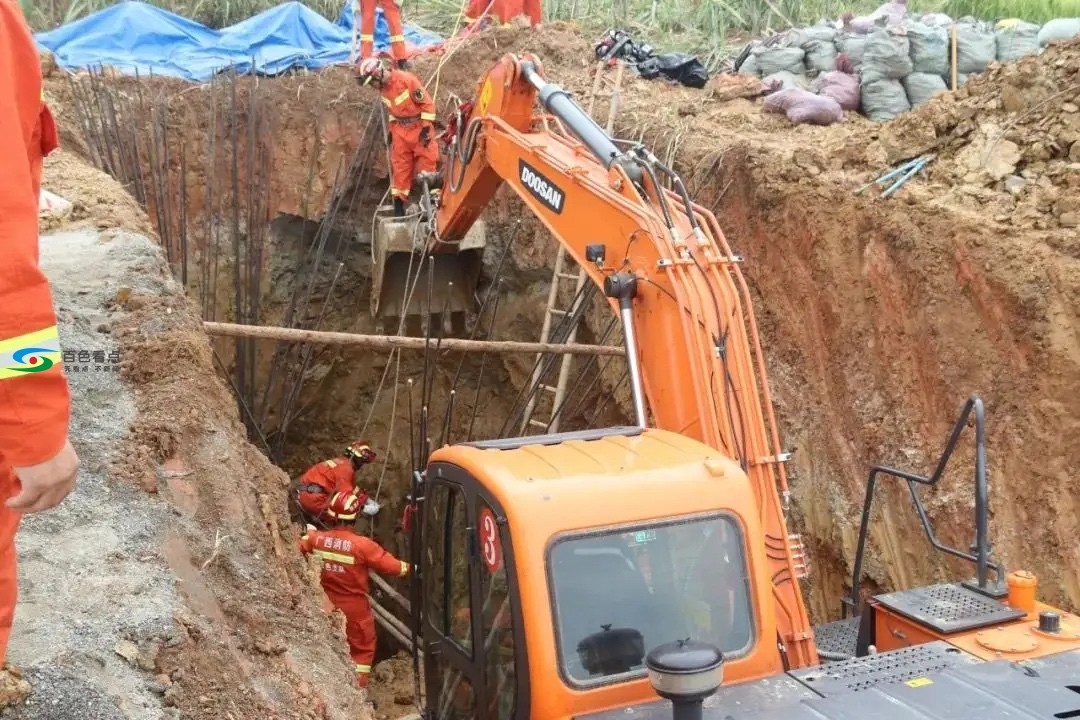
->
652, 52, 709, 88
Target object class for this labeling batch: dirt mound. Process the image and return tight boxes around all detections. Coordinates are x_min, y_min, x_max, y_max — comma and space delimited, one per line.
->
871, 38, 1080, 231
41, 149, 154, 236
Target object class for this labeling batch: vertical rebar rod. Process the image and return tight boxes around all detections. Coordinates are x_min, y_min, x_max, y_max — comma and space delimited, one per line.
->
467, 285, 503, 442
229, 67, 245, 425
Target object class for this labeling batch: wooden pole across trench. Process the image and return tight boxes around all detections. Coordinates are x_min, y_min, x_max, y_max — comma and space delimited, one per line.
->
203, 321, 626, 357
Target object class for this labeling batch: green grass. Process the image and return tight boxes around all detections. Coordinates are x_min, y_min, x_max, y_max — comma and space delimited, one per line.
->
22, 0, 1080, 65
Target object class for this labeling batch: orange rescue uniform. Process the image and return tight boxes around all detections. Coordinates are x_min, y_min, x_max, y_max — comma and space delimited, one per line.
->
355, 0, 406, 63
378, 69, 438, 201
0, 0, 68, 664
296, 456, 370, 520
299, 528, 409, 686
464, 0, 540, 26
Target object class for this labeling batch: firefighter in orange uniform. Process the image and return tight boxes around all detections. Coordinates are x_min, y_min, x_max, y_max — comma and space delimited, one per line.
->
294, 441, 379, 527
357, 57, 439, 217
299, 492, 410, 693
0, 0, 80, 700
353, 0, 409, 69
463, 0, 541, 28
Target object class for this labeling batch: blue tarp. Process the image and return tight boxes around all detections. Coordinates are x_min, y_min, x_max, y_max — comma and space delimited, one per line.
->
34, 0, 443, 82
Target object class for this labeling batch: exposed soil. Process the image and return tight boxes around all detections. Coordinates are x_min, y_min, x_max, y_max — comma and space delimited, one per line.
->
33, 22, 1080, 717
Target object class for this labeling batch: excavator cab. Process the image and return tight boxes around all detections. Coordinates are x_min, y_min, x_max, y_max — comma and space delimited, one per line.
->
415, 427, 784, 720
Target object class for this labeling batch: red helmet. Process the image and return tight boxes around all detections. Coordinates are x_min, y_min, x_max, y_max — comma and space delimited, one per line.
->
345, 441, 377, 464
327, 492, 361, 521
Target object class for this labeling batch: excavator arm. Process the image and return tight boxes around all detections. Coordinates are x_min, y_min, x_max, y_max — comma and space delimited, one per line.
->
423, 53, 818, 668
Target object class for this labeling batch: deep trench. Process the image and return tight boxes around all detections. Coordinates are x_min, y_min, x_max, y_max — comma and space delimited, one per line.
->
60, 64, 1076, 673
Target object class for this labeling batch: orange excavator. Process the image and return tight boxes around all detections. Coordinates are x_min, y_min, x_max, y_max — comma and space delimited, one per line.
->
394, 53, 1080, 720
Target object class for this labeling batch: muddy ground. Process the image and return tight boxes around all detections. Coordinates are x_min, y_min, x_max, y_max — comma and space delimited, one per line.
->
30, 22, 1080, 717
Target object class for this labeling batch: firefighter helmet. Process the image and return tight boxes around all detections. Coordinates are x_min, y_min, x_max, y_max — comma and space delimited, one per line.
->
356, 56, 385, 86
327, 492, 361, 521
345, 441, 377, 463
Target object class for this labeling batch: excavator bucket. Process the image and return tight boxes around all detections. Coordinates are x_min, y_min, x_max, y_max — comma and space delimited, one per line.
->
370, 204, 487, 337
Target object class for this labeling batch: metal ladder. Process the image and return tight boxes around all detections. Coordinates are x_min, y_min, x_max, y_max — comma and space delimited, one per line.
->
519, 61, 625, 435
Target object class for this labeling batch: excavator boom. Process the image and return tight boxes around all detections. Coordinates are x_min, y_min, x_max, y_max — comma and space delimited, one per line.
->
429, 52, 815, 668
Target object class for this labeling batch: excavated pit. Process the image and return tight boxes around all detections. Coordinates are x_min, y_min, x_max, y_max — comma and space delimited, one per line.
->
39, 24, 1080, 714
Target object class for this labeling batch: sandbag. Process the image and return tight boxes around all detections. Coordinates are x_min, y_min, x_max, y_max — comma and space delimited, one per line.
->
752, 46, 806, 76
803, 24, 838, 43
903, 72, 948, 106
738, 54, 760, 76
869, 1, 908, 26
996, 20, 1041, 62
861, 78, 910, 121
955, 19, 997, 73
762, 70, 808, 92
763, 87, 844, 126
815, 70, 860, 111
859, 29, 912, 84
920, 12, 954, 27
836, 33, 869, 64
1037, 18, 1080, 47
803, 39, 838, 72
906, 21, 949, 75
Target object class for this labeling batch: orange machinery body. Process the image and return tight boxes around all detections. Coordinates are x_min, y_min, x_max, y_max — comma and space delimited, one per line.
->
428, 429, 785, 718
870, 599, 1080, 662
428, 51, 816, 668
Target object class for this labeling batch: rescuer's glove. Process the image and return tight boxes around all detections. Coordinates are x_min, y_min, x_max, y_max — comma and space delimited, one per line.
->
362, 498, 381, 517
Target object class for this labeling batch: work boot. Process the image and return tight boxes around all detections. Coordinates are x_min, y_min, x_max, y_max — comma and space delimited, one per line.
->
0, 664, 31, 709
392, 197, 406, 217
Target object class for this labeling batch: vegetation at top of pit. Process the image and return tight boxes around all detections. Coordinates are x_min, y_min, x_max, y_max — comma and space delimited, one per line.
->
23, 0, 1080, 67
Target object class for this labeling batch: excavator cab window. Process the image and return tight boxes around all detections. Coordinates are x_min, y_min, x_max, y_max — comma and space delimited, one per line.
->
422, 467, 528, 720
547, 513, 754, 687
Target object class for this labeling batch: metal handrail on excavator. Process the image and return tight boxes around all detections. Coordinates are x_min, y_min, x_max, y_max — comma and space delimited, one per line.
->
842, 394, 1005, 619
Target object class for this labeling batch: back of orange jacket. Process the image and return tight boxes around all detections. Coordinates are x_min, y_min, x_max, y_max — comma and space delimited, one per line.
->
299, 528, 408, 600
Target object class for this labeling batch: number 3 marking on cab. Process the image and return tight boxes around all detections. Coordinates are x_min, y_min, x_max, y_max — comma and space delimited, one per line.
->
479, 507, 502, 573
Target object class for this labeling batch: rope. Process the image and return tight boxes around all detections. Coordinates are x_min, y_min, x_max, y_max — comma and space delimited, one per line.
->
423, 0, 494, 102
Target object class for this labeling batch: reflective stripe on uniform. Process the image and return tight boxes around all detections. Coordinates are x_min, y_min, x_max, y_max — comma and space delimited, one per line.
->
390, 187, 409, 198
393, 89, 410, 105
314, 549, 356, 564
389, 35, 404, 42
382, 96, 392, 106
398, 561, 409, 577
325, 459, 337, 468
356, 664, 371, 674
359, 34, 374, 41
0, 326, 61, 380
420, 112, 436, 121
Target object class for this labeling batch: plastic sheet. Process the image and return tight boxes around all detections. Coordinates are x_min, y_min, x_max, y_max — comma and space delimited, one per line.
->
35, 0, 443, 82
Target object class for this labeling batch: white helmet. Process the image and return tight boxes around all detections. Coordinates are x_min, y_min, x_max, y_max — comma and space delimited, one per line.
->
357, 57, 384, 85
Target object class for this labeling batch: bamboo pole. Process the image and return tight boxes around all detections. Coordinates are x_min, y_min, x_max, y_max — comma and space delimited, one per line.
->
370, 571, 411, 613
950, 23, 959, 91
203, 322, 625, 357
369, 595, 414, 652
